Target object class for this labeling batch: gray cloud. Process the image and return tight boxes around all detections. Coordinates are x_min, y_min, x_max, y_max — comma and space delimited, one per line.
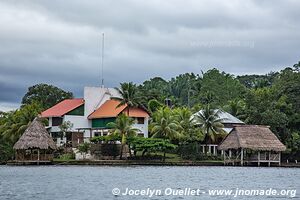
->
0, 0, 300, 111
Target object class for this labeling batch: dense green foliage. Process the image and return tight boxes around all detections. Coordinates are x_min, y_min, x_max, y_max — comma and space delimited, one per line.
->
22, 83, 73, 110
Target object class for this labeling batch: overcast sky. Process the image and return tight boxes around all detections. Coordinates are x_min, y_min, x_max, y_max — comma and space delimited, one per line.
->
0, 0, 299, 111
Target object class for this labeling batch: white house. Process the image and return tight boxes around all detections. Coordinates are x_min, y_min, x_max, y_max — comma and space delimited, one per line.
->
41, 87, 149, 147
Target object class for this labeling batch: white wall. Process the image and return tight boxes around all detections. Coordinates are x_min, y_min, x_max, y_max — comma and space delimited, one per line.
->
84, 87, 121, 118
64, 115, 89, 131
132, 117, 149, 138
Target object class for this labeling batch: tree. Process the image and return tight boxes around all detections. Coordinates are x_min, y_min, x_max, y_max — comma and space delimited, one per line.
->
223, 99, 246, 120
168, 73, 201, 107
147, 99, 163, 113
151, 107, 182, 140
173, 107, 203, 142
0, 102, 43, 144
22, 83, 73, 110
199, 69, 246, 106
59, 121, 73, 146
138, 77, 169, 106
78, 143, 90, 159
107, 114, 139, 159
129, 137, 177, 161
151, 107, 182, 159
194, 105, 225, 154
113, 82, 142, 116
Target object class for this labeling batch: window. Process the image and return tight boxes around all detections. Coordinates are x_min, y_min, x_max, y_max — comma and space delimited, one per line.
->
137, 117, 144, 124
102, 131, 108, 136
52, 117, 63, 126
94, 132, 101, 137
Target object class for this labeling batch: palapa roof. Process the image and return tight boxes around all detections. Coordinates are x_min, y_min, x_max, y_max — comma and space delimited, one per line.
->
13, 118, 57, 150
88, 99, 149, 119
218, 125, 286, 152
41, 98, 84, 117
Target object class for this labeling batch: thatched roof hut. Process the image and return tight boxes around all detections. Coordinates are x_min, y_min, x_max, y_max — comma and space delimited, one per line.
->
218, 125, 286, 152
14, 118, 56, 150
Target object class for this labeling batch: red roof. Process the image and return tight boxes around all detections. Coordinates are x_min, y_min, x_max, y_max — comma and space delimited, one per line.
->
41, 98, 84, 117
88, 99, 149, 119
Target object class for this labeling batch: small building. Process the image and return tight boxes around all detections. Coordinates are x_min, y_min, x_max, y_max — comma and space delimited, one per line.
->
218, 125, 286, 166
13, 118, 57, 163
192, 109, 245, 155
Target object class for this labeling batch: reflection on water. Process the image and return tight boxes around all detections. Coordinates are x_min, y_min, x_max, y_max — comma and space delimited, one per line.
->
0, 166, 299, 200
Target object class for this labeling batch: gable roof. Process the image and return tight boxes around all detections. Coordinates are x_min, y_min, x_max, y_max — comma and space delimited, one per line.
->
193, 109, 244, 124
88, 99, 149, 119
218, 125, 286, 152
41, 98, 84, 118
14, 118, 57, 150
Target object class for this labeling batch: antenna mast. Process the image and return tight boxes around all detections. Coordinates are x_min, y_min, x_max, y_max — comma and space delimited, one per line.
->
101, 33, 105, 87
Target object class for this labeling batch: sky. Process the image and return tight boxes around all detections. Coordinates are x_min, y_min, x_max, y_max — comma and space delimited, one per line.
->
0, 0, 300, 111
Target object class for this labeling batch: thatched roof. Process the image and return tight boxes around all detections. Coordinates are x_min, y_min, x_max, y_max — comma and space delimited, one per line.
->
218, 125, 286, 152
13, 118, 57, 150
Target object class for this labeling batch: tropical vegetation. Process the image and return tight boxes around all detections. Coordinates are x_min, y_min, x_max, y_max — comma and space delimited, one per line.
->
1, 62, 300, 163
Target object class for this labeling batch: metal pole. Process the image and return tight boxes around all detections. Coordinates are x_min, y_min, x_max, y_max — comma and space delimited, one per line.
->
101, 33, 105, 87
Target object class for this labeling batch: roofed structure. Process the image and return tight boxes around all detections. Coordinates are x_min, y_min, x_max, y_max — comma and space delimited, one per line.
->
218, 125, 286, 152
218, 125, 286, 166
193, 109, 244, 124
14, 118, 56, 150
41, 98, 84, 117
88, 99, 149, 119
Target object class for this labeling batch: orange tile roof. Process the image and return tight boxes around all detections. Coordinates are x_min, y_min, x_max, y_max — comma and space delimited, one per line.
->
125, 107, 149, 118
41, 98, 84, 117
88, 99, 149, 119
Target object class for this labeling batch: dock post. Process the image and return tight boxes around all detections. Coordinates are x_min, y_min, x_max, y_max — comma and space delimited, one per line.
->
241, 148, 243, 166
258, 151, 260, 167
37, 149, 40, 165
279, 152, 281, 166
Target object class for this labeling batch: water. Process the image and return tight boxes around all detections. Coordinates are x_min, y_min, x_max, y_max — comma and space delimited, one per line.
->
0, 166, 299, 200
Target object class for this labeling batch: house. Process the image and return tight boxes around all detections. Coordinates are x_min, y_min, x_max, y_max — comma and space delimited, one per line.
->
41, 87, 149, 147
218, 125, 286, 166
41, 98, 86, 146
193, 109, 245, 134
192, 109, 245, 155
88, 99, 149, 137
13, 118, 57, 163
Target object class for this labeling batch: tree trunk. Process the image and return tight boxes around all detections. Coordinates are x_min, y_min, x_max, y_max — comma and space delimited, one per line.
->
120, 144, 124, 160
120, 133, 127, 160
128, 143, 132, 158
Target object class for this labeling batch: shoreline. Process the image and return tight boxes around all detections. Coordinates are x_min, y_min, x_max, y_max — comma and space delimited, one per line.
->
4, 160, 300, 168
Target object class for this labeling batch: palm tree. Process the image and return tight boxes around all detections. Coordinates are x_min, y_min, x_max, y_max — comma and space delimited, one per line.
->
0, 102, 42, 144
151, 107, 182, 160
151, 107, 182, 140
113, 82, 141, 116
107, 114, 139, 159
194, 105, 225, 154
223, 99, 246, 120
173, 107, 203, 142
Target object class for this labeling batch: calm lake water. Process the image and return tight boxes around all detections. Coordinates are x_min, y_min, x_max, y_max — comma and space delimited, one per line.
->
0, 166, 299, 200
